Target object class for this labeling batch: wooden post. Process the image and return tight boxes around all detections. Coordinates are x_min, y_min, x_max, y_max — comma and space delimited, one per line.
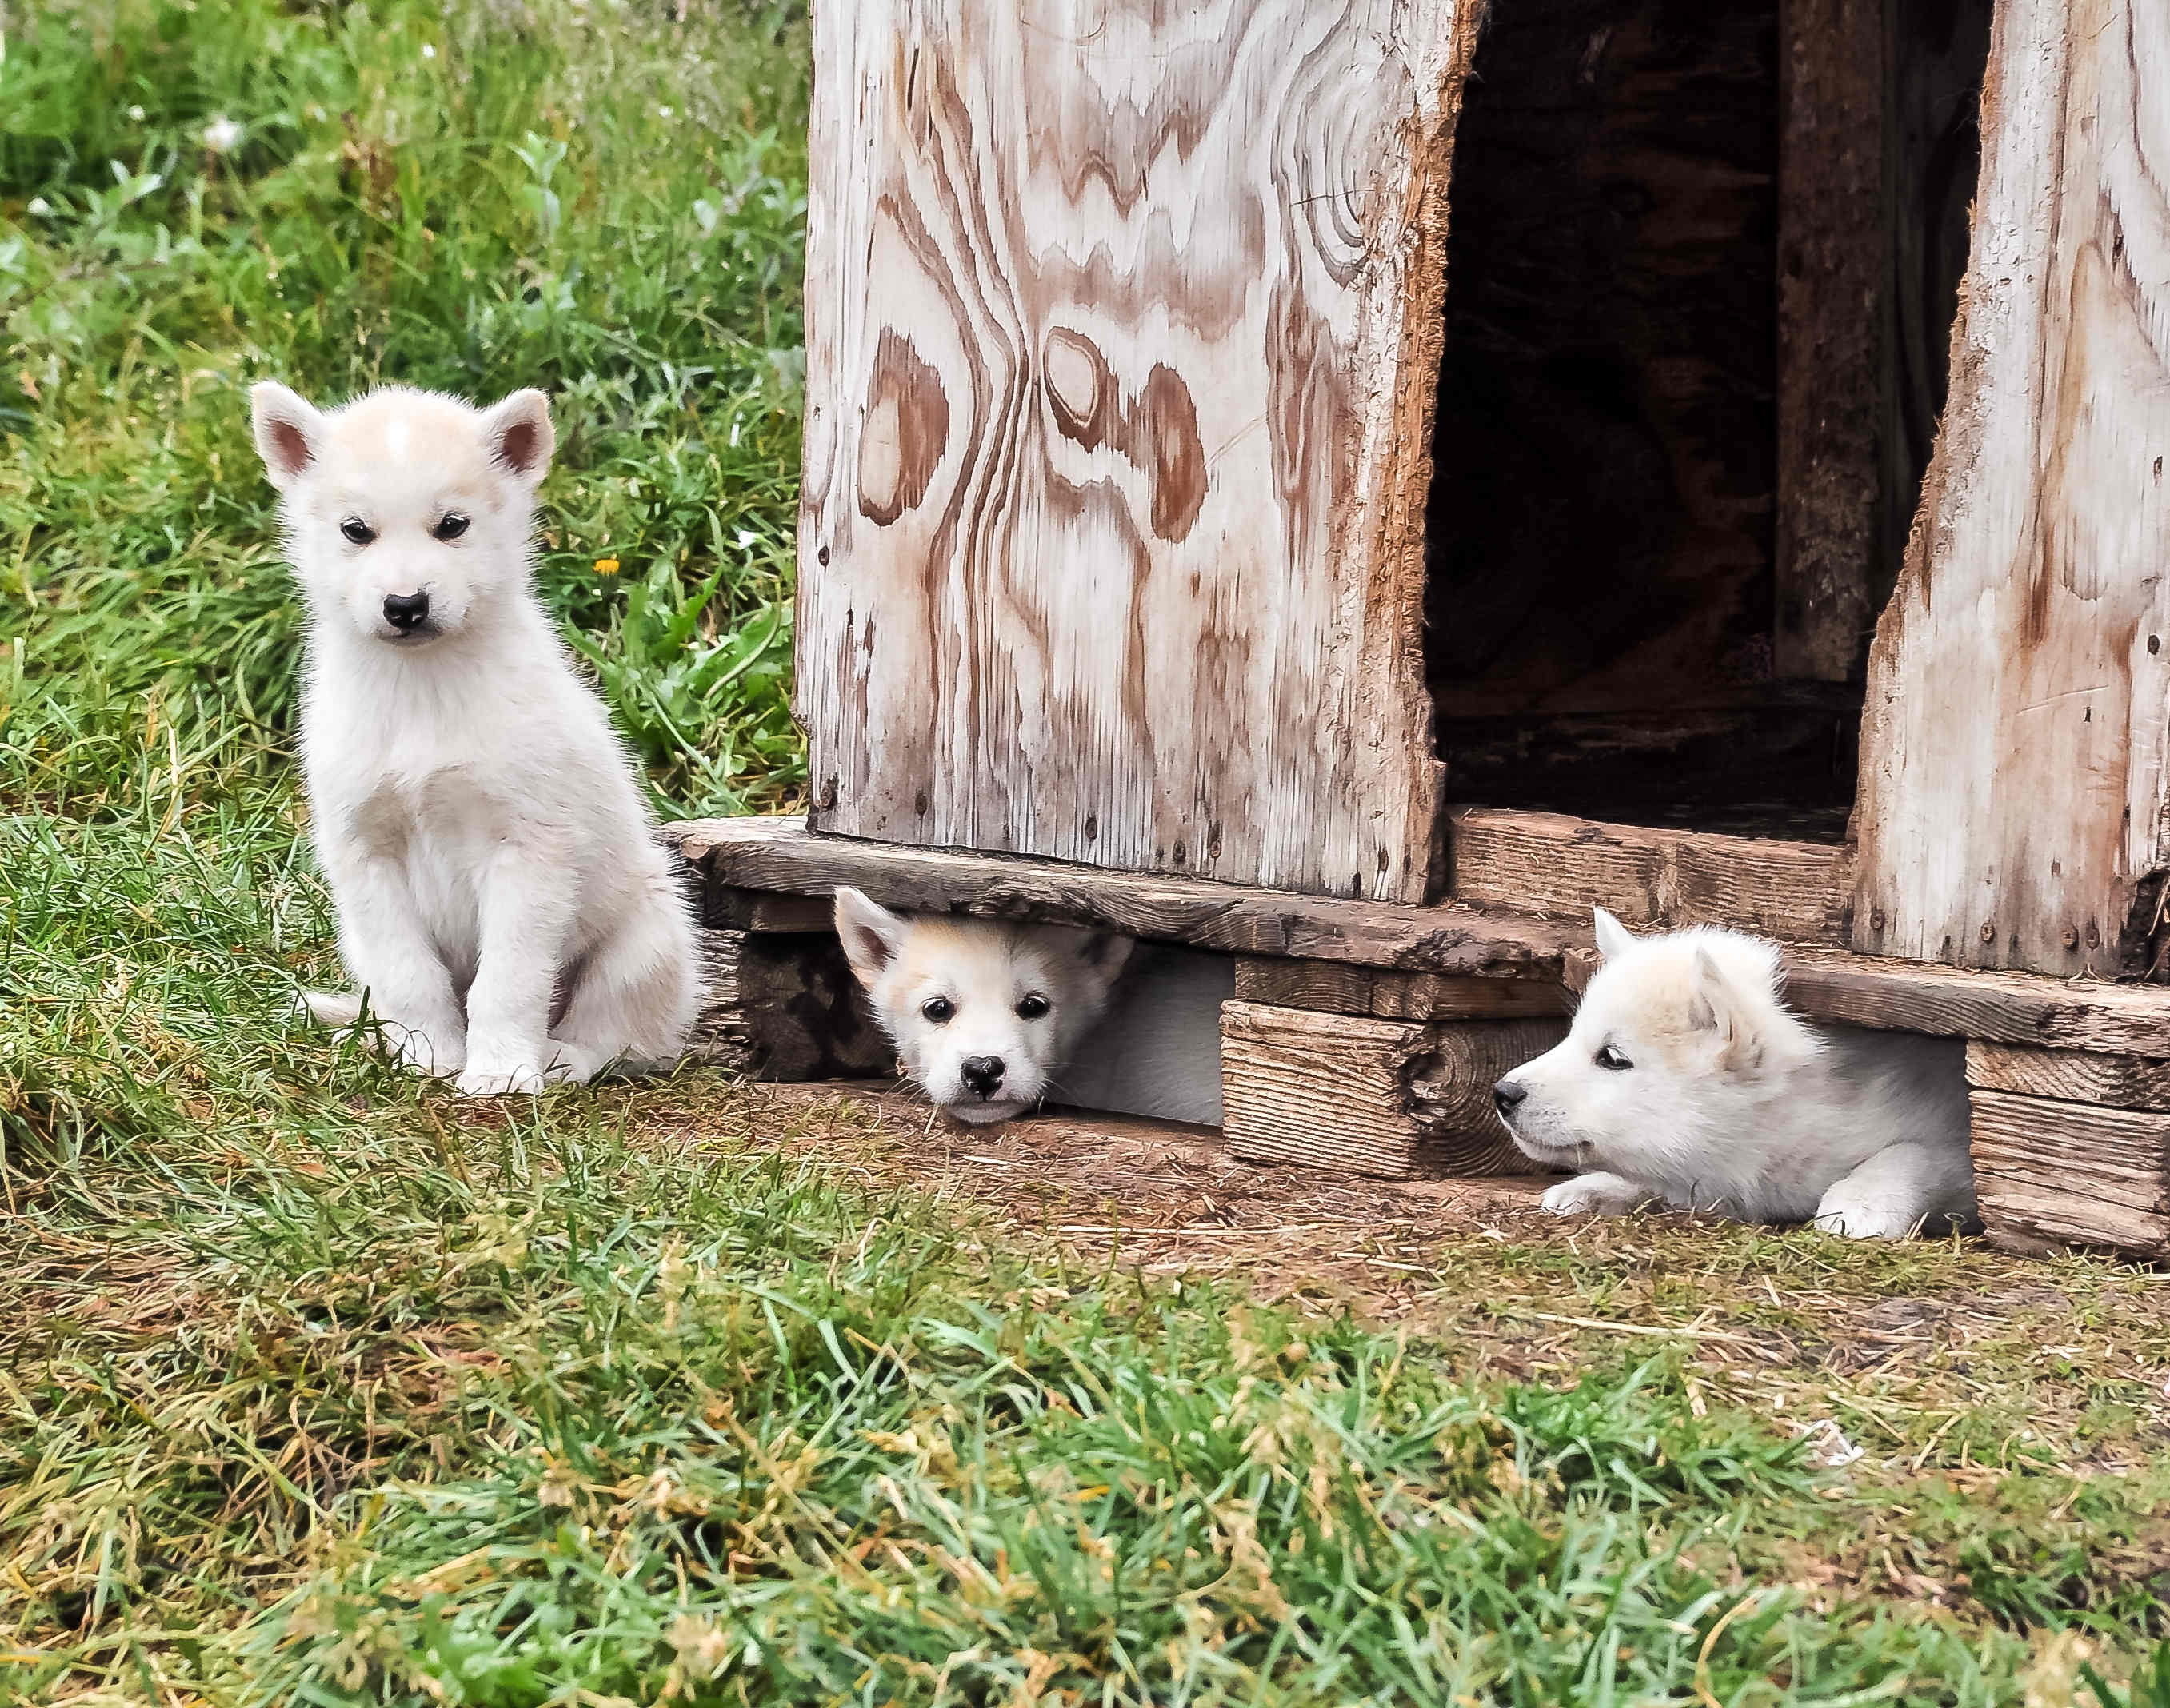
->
1221, 1000, 1561, 1180
1853, 0, 2170, 978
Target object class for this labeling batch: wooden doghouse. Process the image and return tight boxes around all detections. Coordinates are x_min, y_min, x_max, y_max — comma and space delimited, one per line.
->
669, 0, 2170, 1257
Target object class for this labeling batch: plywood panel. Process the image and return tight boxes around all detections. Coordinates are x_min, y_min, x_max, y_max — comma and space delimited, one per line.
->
797, 0, 1477, 901
1854, 0, 2170, 977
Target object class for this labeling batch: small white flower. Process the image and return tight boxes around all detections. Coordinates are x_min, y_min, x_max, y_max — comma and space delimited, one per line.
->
421, 42, 436, 58
201, 114, 242, 154
26, 196, 52, 217
128, 105, 146, 122
657, 104, 674, 118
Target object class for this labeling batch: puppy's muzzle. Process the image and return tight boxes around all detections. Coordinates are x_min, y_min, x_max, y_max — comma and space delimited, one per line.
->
960, 1055, 1006, 1099
1491, 1078, 1528, 1122
382, 590, 431, 634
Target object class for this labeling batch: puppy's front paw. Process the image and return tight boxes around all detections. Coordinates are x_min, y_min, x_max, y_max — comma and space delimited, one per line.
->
455, 1060, 553, 1097
394, 1028, 466, 1078
1541, 1172, 1649, 1218
1811, 1195, 1918, 1240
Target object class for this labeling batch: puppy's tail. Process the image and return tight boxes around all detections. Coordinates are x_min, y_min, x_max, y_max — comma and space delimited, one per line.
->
297, 988, 364, 1028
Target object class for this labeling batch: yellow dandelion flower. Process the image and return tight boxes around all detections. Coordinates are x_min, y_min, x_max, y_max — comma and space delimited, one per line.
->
593, 557, 621, 576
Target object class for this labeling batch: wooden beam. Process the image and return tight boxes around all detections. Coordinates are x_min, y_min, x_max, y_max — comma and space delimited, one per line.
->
1775, 0, 1885, 681
1776, 948, 2170, 1058
1449, 807, 1852, 944
709, 887, 837, 934
1233, 958, 1568, 1020
687, 928, 896, 1083
1968, 1087, 2170, 1258
1966, 1043, 2170, 1112
1852, 0, 2170, 976
673, 818, 2170, 1058
670, 816, 1587, 982
1220, 1001, 1560, 1180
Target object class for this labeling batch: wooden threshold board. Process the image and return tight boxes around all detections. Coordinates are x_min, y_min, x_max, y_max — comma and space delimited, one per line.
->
667, 817, 2170, 1058
1448, 805, 1852, 946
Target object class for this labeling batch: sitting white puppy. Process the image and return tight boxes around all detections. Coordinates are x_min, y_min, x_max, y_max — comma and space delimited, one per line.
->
832, 888, 1228, 1126
1491, 908, 1975, 1238
252, 381, 698, 1095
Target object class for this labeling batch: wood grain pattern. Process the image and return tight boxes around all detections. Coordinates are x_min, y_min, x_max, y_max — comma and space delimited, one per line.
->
1965, 1042, 2170, 1111
686, 928, 897, 1082
797, 0, 1482, 901
670, 816, 1587, 980
1969, 1087, 2170, 1256
1853, 0, 2170, 977
1221, 1001, 1559, 1179
1776, 0, 1884, 681
708, 887, 838, 934
1232, 957, 1567, 1020
1449, 807, 1852, 944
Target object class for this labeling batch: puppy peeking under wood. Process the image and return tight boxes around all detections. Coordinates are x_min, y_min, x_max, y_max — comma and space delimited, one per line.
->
253, 381, 697, 1094
1491, 908, 1976, 1239
832, 888, 1228, 1127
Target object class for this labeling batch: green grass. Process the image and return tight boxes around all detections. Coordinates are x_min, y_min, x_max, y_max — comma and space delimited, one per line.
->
2, 2, 2169, 1702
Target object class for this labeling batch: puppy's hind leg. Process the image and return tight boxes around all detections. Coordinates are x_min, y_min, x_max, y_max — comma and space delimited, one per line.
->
545, 893, 698, 1084
1814, 1142, 1980, 1239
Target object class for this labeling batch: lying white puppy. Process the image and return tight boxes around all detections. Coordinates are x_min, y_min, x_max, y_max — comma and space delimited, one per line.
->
252, 381, 698, 1094
832, 888, 1227, 1126
1491, 908, 1975, 1238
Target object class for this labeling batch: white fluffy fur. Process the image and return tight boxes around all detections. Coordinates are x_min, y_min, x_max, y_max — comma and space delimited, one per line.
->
832, 889, 1227, 1125
253, 381, 698, 1095
1493, 908, 1976, 1239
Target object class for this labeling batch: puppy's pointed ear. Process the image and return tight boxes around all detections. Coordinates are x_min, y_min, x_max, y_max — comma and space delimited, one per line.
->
1053, 928, 1134, 1003
1593, 906, 1636, 963
1687, 944, 1760, 1066
481, 388, 555, 485
251, 382, 324, 489
833, 887, 907, 986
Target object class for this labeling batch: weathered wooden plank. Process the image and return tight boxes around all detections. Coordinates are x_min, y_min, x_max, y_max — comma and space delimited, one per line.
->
1776, 948, 2170, 1057
1775, 0, 1885, 681
1220, 1001, 1560, 1180
709, 887, 837, 934
1853, 0, 2170, 977
685, 928, 896, 1083
1449, 807, 1852, 944
670, 816, 1587, 980
796, 0, 1482, 901
1968, 1088, 2170, 1257
673, 819, 2170, 1056
1232, 958, 1567, 1020
1966, 1043, 2170, 1112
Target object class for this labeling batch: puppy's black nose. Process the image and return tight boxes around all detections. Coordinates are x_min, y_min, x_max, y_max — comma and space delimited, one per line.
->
382, 590, 430, 632
960, 1056, 1005, 1099
1491, 1079, 1528, 1119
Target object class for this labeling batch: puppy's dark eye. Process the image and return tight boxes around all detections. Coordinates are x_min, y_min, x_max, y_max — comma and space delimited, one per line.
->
921, 996, 954, 1024
340, 517, 376, 546
433, 513, 469, 541
1015, 994, 1050, 1020
1595, 1044, 1633, 1071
